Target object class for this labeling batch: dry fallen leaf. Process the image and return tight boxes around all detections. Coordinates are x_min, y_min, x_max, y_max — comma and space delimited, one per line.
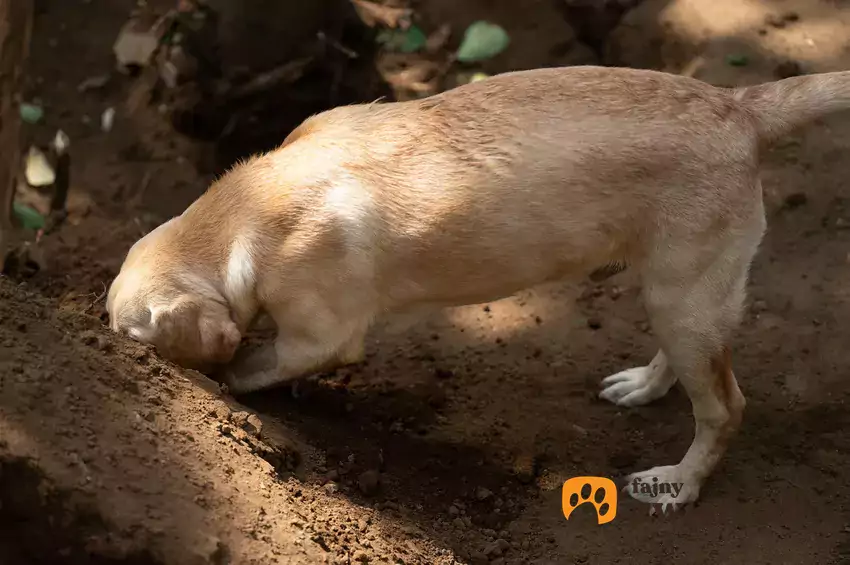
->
15, 180, 51, 216
351, 0, 412, 29
378, 54, 442, 99
24, 146, 55, 188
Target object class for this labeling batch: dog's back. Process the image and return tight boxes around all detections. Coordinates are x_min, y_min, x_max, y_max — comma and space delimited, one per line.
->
270, 67, 761, 306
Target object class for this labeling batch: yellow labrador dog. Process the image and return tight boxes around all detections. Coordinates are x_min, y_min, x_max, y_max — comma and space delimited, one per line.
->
107, 65, 850, 508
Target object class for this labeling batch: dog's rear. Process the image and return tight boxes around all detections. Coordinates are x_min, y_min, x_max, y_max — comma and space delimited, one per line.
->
598, 68, 850, 506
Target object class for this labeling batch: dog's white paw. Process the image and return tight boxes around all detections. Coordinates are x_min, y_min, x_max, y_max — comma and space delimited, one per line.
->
599, 365, 675, 407
623, 465, 699, 513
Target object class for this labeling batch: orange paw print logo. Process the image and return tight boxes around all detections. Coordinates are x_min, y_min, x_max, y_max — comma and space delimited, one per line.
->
562, 477, 617, 525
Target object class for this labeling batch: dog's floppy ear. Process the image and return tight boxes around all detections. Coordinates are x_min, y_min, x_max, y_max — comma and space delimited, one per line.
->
150, 295, 241, 368
198, 307, 242, 364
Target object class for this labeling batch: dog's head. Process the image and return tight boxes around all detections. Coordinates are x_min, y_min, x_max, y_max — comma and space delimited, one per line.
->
107, 219, 242, 371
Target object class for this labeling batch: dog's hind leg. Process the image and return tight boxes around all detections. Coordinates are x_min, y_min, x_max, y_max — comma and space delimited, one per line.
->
622, 196, 766, 509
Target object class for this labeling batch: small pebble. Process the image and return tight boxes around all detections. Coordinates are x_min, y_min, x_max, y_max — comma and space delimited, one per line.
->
324, 482, 340, 495
101, 107, 116, 132
245, 414, 263, 436
475, 486, 493, 501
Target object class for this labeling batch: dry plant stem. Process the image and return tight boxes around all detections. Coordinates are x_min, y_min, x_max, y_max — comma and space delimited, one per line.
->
224, 57, 315, 101
0, 0, 34, 266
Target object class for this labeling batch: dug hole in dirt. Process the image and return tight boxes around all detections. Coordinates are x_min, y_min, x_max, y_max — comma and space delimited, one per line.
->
4, 0, 850, 564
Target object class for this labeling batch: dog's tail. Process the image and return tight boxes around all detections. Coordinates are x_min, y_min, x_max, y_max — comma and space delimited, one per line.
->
733, 71, 850, 144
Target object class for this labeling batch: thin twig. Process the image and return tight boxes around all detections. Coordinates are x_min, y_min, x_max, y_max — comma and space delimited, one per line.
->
130, 169, 154, 208
50, 130, 71, 214
317, 31, 359, 59
84, 281, 109, 314
225, 57, 314, 101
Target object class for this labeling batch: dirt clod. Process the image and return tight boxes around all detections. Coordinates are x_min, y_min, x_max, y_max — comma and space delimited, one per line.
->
484, 538, 510, 557
80, 330, 98, 346
512, 453, 538, 485
783, 192, 808, 209
230, 411, 249, 427
775, 60, 804, 79
358, 469, 381, 496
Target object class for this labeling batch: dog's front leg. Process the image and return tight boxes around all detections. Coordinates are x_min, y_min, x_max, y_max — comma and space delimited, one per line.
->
219, 340, 279, 384
223, 325, 367, 395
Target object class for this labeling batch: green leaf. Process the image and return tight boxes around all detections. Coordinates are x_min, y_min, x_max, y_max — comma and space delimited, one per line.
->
20, 103, 44, 124
456, 21, 509, 63
377, 25, 427, 53
726, 54, 749, 67
13, 202, 45, 230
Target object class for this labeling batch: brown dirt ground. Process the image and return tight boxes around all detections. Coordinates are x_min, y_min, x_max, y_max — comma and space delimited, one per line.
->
4, 0, 850, 564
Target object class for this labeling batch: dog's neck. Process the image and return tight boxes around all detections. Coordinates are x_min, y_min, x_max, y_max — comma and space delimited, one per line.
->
169, 153, 309, 332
